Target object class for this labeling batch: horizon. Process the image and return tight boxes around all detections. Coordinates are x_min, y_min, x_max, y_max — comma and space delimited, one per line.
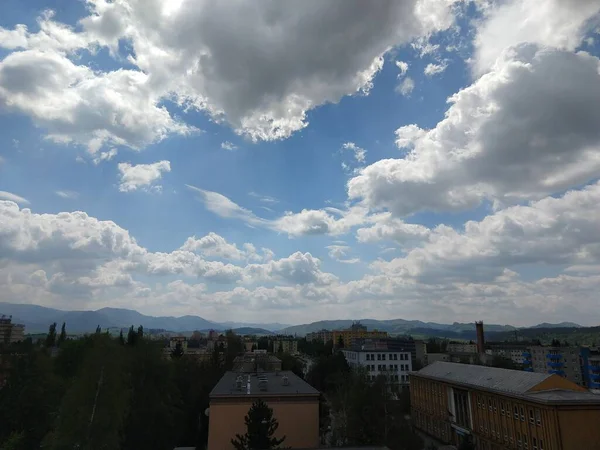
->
2, 1, 600, 326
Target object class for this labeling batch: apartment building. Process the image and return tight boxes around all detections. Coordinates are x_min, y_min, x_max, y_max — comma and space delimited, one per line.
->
208, 371, 319, 449
580, 347, 600, 389
448, 342, 478, 354
0, 316, 24, 345
411, 361, 600, 450
486, 343, 530, 366
342, 346, 412, 385
272, 337, 298, 354
523, 346, 583, 386
305, 329, 333, 343
333, 322, 388, 348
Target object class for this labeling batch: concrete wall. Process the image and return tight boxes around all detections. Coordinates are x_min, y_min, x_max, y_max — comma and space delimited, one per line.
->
208, 396, 319, 450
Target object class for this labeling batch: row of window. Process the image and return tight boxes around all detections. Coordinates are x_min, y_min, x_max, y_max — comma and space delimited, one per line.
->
367, 374, 408, 382
366, 364, 409, 372
476, 395, 542, 427
413, 410, 448, 441
365, 353, 409, 361
478, 423, 545, 450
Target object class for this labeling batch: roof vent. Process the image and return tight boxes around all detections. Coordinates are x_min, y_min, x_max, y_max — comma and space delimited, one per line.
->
282, 375, 289, 386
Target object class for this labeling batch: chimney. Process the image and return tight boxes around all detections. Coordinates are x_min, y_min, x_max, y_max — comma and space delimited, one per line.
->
476, 321, 485, 354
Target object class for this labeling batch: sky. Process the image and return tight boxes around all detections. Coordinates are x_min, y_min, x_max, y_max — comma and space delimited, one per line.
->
1, 0, 600, 326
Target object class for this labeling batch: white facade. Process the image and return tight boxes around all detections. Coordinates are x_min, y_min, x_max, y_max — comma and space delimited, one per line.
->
342, 349, 412, 384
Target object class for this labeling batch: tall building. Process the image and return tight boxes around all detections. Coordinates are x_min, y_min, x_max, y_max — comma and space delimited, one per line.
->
523, 346, 584, 386
0, 315, 24, 345
332, 322, 387, 348
341, 342, 412, 386
580, 347, 600, 390
208, 371, 319, 449
305, 329, 333, 343
411, 361, 600, 449
272, 337, 298, 354
486, 342, 530, 366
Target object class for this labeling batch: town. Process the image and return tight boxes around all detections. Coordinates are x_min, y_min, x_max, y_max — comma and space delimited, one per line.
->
1, 315, 599, 449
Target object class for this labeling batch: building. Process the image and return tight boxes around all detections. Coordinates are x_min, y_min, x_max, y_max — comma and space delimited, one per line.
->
232, 353, 282, 373
305, 329, 333, 343
580, 347, 600, 389
448, 342, 478, 354
208, 371, 320, 449
411, 361, 600, 450
415, 340, 428, 367
272, 337, 298, 354
486, 342, 529, 366
332, 322, 388, 349
524, 346, 584, 386
426, 353, 450, 365
341, 344, 412, 386
0, 316, 25, 345
243, 341, 257, 352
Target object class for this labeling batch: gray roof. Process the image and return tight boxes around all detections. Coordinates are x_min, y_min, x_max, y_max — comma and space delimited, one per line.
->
414, 362, 552, 395
210, 371, 319, 398
524, 389, 600, 404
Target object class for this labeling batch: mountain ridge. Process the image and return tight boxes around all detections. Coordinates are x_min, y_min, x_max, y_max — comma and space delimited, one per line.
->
0, 302, 583, 335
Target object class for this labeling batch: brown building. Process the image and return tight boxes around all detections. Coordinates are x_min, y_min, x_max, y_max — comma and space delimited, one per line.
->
208, 371, 320, 449
411, 361, 600, 450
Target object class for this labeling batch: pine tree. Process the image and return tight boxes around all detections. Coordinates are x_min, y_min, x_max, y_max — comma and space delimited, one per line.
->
137, 325, 144, 339
58, 322, 67, 346
95, 325, 102, 334
118, 330, 125, 345
231, 399, 286, 450
171, 341, 184, 359
127, 325, 137, 346
45, 322, 57, 348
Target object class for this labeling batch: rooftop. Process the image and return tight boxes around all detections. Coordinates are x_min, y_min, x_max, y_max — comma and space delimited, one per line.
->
414, 361, 552, 395
414, 362, 600, 405
210, 371, 319, 398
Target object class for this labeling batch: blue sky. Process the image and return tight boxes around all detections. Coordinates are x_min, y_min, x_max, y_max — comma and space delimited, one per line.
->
1, 0, 600, 326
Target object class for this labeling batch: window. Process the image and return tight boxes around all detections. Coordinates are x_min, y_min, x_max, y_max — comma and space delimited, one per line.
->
477, 396, 481, 409
520, 406, 525, 421
389, 353, 393, 360
394, 354, 398, 360
371, 353, 374, 360
501, 402, 505, 415
535, 409, 541, 426
389, 364, 394, 371
529, 409, 535, 424
493, 400, 497, 413
377, 354, 381, 361
540, 439, 544, 450
489, 399, 492, 411
524, 435, 528, 449
533, 437, 538, 450
517, 432, 522, 448
382, 354, 386, 361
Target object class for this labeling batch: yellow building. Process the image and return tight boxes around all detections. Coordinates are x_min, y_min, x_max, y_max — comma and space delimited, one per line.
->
411, 361, 600, 450
208, 371, 319, 449
332, 322, 387, 348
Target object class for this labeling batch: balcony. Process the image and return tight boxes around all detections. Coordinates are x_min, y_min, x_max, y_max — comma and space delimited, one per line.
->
589, 365, 600, 373
548, 369, 565, 376
546, 353, 562, 359
522, 351, 531, 357
547, 361, 564, 368
590, 373, 600, 381
523, 367, 534, 372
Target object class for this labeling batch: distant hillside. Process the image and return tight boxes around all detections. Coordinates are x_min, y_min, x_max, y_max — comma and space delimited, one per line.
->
530, 322, 582, 329
280, 319, 517, 337
229, 327, 274, 336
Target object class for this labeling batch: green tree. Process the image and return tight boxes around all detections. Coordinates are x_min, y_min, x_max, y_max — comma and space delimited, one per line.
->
137, 325, 144, 339
337, 335, 344, 349
45, 322, 57, 348
171, 341, 185, 359
119, 330, 125, 345
231, 399, 286, 450
278, 352, 305, 378
277, 341, 284, 354
95, 324, 102, 334
127, 325, 137, 346
57, 322, 67, 346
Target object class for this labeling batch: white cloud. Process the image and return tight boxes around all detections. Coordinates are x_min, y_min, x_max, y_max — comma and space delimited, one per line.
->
55, 190, 79, 199
395, 60, 409, 76
118, 160, 171, 192
249, 192, 279, 204
0, 1, 460, 144
396, 77, 415, 96
349, 47, 600, 217
181, 232, 272, 262
326, 245, 360, 264
0, 191, 29, 205
473, 0, 600, 74
0, 49, 195, 152
356, 216, 430, 245
411, 38, 440, 57
424, 62, 447, 76
342, 142, 366, 163
93, 148, 117, 165
221, 141, 238, 151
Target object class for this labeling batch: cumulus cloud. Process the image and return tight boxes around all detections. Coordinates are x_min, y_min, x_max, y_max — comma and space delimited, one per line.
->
0, 0, 460, 146
395, 77, 415, 96
181, 232, 272, 261
118, 160, 171, 192
395, 60, 409, 76
93, 148, 117, 165
349, 47, 600, 216
424, 62, 447, 76
221, 141, 238, 151
473, 0, 600, 74
0, 191, 29, 205
356, 215, 430, 245
342, 142, 366, 163
326, 245, 360, 264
